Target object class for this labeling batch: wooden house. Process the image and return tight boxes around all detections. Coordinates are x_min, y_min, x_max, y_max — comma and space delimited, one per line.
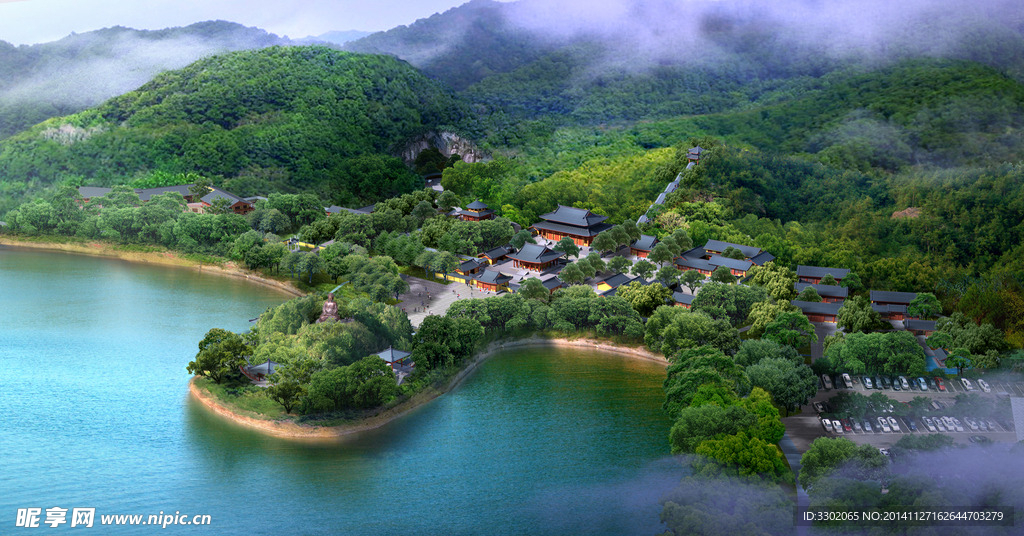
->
479, 245, 515, 265
707, 255, 753, 277
474, 270, 513, 293
508, 243, 565, 272
530, 205, 612, 247
797, 265, 850, 284
630, 235, 657, 258
794, 282, 848, 303
673, 292, 695, 309
792, 300, 842, 323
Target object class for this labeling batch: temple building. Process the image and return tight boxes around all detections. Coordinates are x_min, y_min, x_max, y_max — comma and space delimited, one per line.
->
508, 243, 565, 272
456, 200, 495, 221
474, 270, 513, 293
531, 205, 612, 247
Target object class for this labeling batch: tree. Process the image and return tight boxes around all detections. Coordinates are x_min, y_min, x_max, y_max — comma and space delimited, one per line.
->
690, 282, 768, 327
510, 229, 535, 249
620, 220, 642, 242
819, 274, 838, 286
746, 300, 801, 338
518, 278, 550, 302
679, 269, 704, 293
575, 257, 596, 279
734, 339, 800, 367
710, 265, 735, 284
266, 377, 305, 413
607, 255, 632, 274
660, 475, 794, 536
411, 200, 436, 223
669, 404, 757, 453
795, 286, 822, 302
656, 265, 681, 287
649, 243, 675, 266
298, 252, 322, 283
591, 231, 618, 255
559, 262, 585, 285
585, 251, 607, 274
186, 328, 250, 384
722, 246, 746, 260
927, 312, 1006, 355
631, 259, 656, 280
693, 432, 791, 482
645, 307, 740, 357
837, 296, 886, 333
552, 236, 581, 260
746, 262, 797, 301
764, 311, 818, 349
798, 437, 888, 490
670, 228, 693, 251
908, 293, 941, 319
746, 357, 819, 415
617, 281, 672, 316
945, 352, 972, 375
839, 271, 864, 293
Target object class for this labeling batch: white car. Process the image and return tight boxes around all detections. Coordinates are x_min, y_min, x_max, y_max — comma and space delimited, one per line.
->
822, 418, 833, 433
842, 373, 853, 389
888, 416, 901, 432
965, 418, 979, 431
863, 420, 873, 433
961, 378, 974, 391
833, 419, 844, 434
977, 379, 991, 393
933, 418, 946, 432
921, 417, 936, 433
822, 374, 833, 390
878, 417, 891, 433
898, 376, 910, 390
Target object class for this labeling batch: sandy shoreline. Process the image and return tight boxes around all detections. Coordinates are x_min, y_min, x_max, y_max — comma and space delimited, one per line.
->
0, 236, 303, 297
188, 335, 669, 440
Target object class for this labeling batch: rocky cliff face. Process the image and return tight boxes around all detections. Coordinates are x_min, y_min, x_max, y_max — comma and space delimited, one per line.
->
402, 131, 486, 165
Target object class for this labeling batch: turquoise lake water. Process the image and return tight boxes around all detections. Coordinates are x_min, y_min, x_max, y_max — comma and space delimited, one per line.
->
0, 247, 679, 535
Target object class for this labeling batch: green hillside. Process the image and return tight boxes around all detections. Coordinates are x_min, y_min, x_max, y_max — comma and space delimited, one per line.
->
0, 46, 467, 212
0, 21, 291, 139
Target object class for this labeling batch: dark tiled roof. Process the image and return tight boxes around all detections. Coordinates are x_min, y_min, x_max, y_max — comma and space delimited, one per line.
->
542, 277, 564, 290
708, 255, 753, 272
870, 290, 917, 304
872, 303, 908, 314
476, 270, 512, 285
538, 205, 609, 227
905, 319, 937, 332
457, 259, 484, 272
688, 146, 704, 156
796, 265, 850, 280
636, 214, 650, 225
78, 186, 112, 199
459, 208, 495, 218
509, 243, 565, 264
791, 300, 842, 315
680, 246, 706, 260
795, 282, 849, 299
631, 235, 658, 251
750, 251, 776, 266
466, 200, 489, 210
673, 292, 695, 305
358, 205, 376, 214
676, 256, 715, 272
599, 273, 635, 289
655, 192, 667, 205
376, 346, 412, 364
703, 240, 761, 259
532, 220, 612, 238
136, 185, 194, 202
481, 245, 515, 259
201, 187, 247, 206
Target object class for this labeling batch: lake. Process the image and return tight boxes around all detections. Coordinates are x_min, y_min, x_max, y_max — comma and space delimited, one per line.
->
0, 247, 679, 535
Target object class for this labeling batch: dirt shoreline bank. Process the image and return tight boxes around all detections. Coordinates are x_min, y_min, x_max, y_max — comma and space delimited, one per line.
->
0, 236, 303, 297
188, 335, 669, 440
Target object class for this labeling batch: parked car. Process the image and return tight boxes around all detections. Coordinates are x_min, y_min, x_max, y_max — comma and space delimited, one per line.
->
888, 416, 901, 432
961, 378, 974, 391
917, 377, 928, 391
930, 400, 943, 411
934, 377, 945, 391
951, 417, 965, 432
879, 376, 891, 389
891, 377, 902, 391
927, 377, 938, 390
814, 401, 828, 414
841, 419, 853, 432
822, 418, 833, 433
877, 417, 891, 433
862, 376, 874, 389
863, 420, 873, 433
821, 374, 833, 390
898, 376, 910, 390
853, 420, 863, 433
842, 373, 854, 389
977, 379, 991, 393
875, 376, 885, 390
978, 420, 988, 432
921, 417, 937, 432
933, 417, 946, 432
833, 419, 844, 434
903, 417, 918, 432
969, 435, 992, 444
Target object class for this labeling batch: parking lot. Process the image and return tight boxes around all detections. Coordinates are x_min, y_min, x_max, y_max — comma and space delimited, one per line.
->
794, 373, 1021, 449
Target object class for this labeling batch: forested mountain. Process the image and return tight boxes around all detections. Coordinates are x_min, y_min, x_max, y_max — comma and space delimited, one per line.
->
0, 46, 466, 212
0, 21, 292, 140
346, 0, 1024, 135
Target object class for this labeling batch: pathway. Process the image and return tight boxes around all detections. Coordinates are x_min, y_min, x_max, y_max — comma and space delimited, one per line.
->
396, 274, 487, 327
